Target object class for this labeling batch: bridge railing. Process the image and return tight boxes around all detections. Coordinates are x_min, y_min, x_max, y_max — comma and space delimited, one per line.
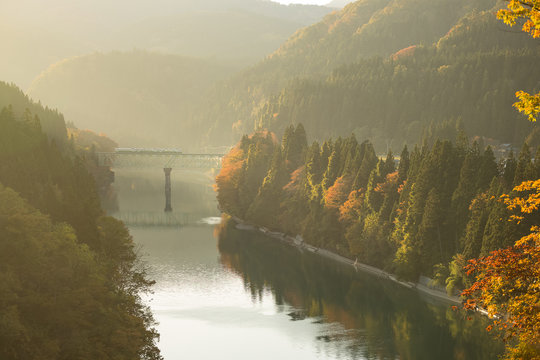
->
96, 151, 224, 169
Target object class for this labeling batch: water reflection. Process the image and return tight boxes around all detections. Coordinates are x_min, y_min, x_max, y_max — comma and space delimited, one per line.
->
135, 225, 367, 360
118, 171, 503, 359
216, 218, 504, 360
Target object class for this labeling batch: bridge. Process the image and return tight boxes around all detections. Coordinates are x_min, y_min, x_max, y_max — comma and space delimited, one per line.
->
97, 148, 225, 213
96, 148, 224, 169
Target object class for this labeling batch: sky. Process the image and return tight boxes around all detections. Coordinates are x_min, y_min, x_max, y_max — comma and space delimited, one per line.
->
273, 0, 330, 4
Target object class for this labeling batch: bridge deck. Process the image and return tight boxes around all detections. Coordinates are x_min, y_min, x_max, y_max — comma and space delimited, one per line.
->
97, 149, 225, 169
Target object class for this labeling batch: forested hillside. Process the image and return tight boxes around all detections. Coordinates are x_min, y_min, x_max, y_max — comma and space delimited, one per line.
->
0, 81, 67, 143
256, 12, 540, 149
201, 9, 539, 150
0, 86, 161, 358
265, 0, 493, 76
216, 125, 539, 287
28, 51, 234, 148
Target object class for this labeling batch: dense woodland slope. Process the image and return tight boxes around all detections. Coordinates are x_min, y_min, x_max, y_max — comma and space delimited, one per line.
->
0, 83, 161, 358
0, 82, 67, 143
256, 12, 540, 149
200, 7, 540, 149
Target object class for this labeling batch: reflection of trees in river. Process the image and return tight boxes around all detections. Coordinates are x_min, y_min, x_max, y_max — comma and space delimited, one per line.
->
216, 218, 504, 360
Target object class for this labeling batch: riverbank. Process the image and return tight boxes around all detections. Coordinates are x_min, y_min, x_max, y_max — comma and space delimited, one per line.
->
231, 215, 462, 305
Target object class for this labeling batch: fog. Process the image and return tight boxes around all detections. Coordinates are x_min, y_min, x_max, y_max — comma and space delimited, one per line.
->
1, 0, 333, 88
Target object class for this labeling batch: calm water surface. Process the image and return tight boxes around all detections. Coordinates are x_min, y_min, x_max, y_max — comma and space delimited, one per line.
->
114, 170, 504, 360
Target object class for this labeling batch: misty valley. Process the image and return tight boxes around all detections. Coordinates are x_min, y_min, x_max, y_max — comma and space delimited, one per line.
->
1, 0, 539, 359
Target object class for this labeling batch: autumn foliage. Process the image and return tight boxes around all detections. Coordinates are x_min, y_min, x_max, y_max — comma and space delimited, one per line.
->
497, 0, 540, 122
460, 5, 540, 358
463, 181, 540, 359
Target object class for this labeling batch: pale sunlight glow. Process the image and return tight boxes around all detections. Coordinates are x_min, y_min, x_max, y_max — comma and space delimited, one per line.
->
272, 0, 330, 5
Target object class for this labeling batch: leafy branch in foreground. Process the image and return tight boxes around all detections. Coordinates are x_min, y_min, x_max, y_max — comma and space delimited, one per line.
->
462, 180, 540, 359
497, 0, 540, 38
514, 90, 540, 122
498, 0, 540, 121
462, 5, 540, 358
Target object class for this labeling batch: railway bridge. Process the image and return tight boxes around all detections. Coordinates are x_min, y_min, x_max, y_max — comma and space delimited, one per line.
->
97, 148, 224, 214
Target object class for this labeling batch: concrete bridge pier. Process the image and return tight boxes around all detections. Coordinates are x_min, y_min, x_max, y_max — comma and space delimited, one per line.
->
164, 167, 172, 212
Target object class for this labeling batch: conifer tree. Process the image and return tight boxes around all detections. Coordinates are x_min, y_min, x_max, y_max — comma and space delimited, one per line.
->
305, 141, 323, 188
246, 146, 288, 227
417, 188, 445, 273
451, 142, 481, 240
503, 150, 517, 189
322, 149, 341, 191
461, 193, 491, 260
397, 145, 410, 184
475, 146, 498, 191
352, 141, 378, 190
364, 163, 384, 213
513, 142, 532, 185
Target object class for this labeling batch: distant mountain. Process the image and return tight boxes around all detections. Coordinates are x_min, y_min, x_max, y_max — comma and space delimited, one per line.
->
112, 11, 306, 62
27, 51, 235, 149
1, 0, 331, 88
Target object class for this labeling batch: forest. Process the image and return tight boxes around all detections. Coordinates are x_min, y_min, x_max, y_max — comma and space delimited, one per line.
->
0, 85, 162, 359
216, 124, 539, 282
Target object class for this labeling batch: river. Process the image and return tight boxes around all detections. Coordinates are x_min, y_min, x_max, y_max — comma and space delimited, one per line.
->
112, 170, 504, 360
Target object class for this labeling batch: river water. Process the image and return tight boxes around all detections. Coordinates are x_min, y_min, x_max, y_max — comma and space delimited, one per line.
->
113, 170, 504, 360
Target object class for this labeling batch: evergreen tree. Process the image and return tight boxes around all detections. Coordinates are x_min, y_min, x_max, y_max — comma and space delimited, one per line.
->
398, 145, 410, 184
352, 141, 378, 190
462, 193, 491, 260
513, 142, 532, 185
322, 149, 341, 191
502, 150, 517, 190
451, 142, 481, 241
417, 188, 445, 274
475, 146, 498, 191
246, 146, 288, 228
306, 141, 323, 188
